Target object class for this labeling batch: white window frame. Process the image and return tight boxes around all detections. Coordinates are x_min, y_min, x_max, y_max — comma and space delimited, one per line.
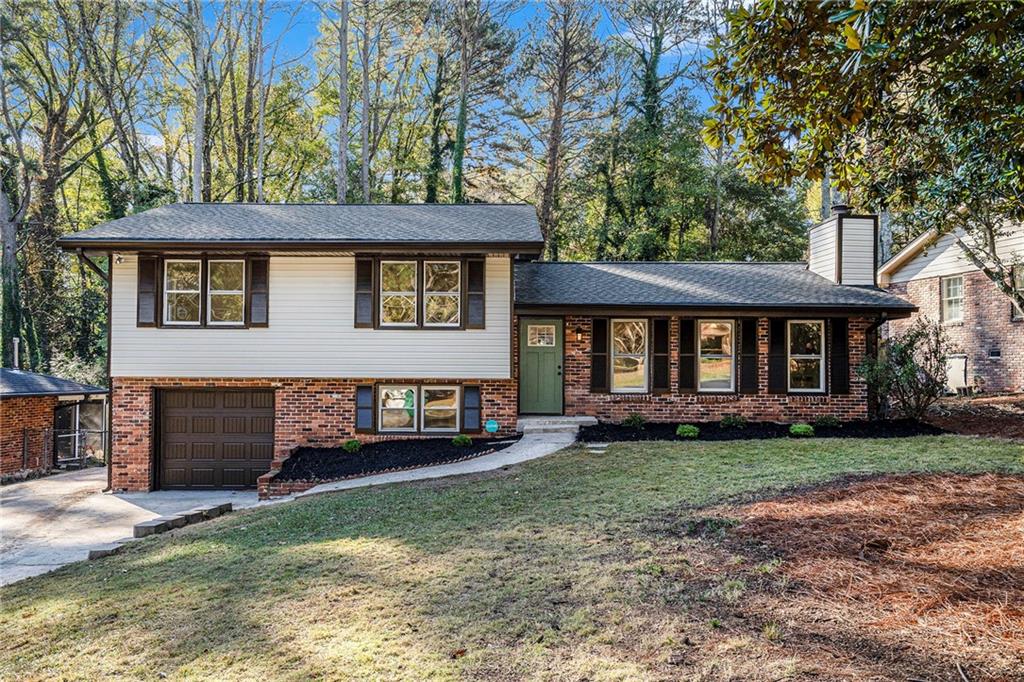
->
206, 259, 246, 326
423, 260, 461, 328
378, 385, 418, 432
420, 385, 461, 433
697, 319, 735, 393
940, 275, 964, 323
163, 258, 202, 326
1012, 266, 1023, 321
379, 260, 418, 327
787, 319, 825, 393
610, 318, 649, 394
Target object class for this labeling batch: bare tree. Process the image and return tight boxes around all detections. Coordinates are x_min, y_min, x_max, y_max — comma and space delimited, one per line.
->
336, 0, 349, 203
189, 0, 206, 202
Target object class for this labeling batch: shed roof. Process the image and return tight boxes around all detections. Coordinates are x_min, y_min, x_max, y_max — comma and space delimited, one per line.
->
0, 369, 107, 398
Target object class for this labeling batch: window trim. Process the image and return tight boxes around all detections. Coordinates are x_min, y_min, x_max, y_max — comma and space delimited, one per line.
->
378, 385, 419, 433
787, 319, 826, 394
379, 260, 419, 328
422, 260, 462, 328
162, 258, 203, 327
940, 275, 964, 324
697, 319, 736, 393
206, 259, 246, 326
420, 385, 461, 433
610, 318, 649, 394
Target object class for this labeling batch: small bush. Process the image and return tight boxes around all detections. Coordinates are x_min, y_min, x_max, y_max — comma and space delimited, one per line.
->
813, 415, 841, 429
789, 423, 815, 438
622, 413, 646, 429
451, 434, 473, 447
676, 424, 700, 439
719, 414, 747, 430
342, 439, 361, 453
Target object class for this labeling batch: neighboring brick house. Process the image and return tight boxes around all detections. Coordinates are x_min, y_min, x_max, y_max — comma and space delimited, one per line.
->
0, 369, 107, 479
58, 203, 914, 496
879, 227, 1024, 393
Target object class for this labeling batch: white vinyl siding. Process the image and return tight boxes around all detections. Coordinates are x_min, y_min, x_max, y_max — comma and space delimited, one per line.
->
807, 217, 837, 282
840, 217, 876, 285
111, 254, 512, 378
888, 228, 1024, 284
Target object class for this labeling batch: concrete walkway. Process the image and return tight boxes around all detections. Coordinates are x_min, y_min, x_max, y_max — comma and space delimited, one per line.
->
0, 468, 259, 585
298, 432, 576, 498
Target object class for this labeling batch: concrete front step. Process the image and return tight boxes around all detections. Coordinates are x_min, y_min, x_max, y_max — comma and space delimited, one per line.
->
516, 415, 597, 436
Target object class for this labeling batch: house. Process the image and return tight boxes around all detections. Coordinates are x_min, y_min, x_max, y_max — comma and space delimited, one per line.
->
0, 368, 107, 479
878, 227, 1023, 393
57, 202, 914, 496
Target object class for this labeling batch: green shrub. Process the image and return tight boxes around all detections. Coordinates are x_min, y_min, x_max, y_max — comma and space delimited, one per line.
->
342, 439, 361, 453
452, 434, 473, 447
813, 415, 841, 429
676, 424, 700, 439
622, 413, 646, 429
789, 423, 815, 438
719, 414, 747, 430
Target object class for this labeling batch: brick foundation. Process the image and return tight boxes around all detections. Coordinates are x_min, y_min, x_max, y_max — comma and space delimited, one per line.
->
110, 376, 517, 494
1, 395, 57, 476
886, 273, 1024, 393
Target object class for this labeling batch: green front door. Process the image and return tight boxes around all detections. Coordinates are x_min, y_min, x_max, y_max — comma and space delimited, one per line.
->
519, 318, 563, 414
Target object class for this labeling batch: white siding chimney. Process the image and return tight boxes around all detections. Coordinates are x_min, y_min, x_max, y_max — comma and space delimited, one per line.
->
807, 204, 877, 286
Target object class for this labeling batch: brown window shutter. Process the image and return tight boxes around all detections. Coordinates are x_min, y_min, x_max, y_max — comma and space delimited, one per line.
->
247, 257, 270, 327
651, 318, 670, 394
465, 259, 486, 329
738, 317, 758, 394
462, 385, 482, 432
767, 318, 788, 394
137, 255, 159, 327
355, 385, 375, 433
354, 258, 374, 328
829, 318, 850, 394
590, 317, 609, 392
678, 318, 696, 393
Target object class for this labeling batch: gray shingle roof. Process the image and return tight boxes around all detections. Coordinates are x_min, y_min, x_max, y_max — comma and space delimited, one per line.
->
1, 369, 106, 398
58, 203, 544, 249
514, 261, 916, 312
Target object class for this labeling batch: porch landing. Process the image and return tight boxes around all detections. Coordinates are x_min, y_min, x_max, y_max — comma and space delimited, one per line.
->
516, 415, 597, 435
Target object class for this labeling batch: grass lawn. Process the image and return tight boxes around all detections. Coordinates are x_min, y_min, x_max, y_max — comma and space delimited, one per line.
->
2, 436, 1022, 681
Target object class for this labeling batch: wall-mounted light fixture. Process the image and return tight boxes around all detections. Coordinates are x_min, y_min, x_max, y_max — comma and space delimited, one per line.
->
574, 326, 584, 342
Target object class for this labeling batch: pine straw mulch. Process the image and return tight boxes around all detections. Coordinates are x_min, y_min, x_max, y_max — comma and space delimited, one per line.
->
925, 397, 1024, 441
688, 473, 1024, 680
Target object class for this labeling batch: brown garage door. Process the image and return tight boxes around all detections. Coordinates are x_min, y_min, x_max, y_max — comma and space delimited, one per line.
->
159, 390, 274, 489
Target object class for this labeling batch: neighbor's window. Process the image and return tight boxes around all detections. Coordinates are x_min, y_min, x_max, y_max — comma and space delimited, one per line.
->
788, 320, 825, 392
163, 259, 202, 325
698, 320, 735, 392
940, 275, 963, 323
380, 261, 417, 326
207, 260, 245, 325
424, 261, 460, 326
421, 386, 459, 432
1012, 267, 1023, 321
611, 319, 647, 393
379, 385, 417, 431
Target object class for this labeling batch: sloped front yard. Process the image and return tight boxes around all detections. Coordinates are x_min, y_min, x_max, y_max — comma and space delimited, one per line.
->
1, 436, 1022, 681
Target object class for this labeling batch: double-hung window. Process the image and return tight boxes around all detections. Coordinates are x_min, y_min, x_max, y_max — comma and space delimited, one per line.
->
611, 319, 647, 393
698, 320, 735, 392
940, 275, 963, 323
380, 261, 417, 326
1012, 267, 1023, 321
422, 386, 460, 431
207, 260, 245, 325
378, 385, 418, 432
424, 261, 461, 326
787, 320, 825, 392
163, 259, 202, 325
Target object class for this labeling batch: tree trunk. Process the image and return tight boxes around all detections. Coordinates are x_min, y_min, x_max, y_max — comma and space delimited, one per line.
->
359, 0, 370, 202
0, 188, 21, 369
337, 0, 349, 203
424, 48, 447, 203
451, 23, 470, 204
191, 0, 205, 203
255, 0, 270, 202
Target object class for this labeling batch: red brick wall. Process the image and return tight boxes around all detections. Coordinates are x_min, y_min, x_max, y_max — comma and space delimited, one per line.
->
554, 315, 872, 423
110, 376, 517, 492
887, 272, 1024, 392
1, 395, 57, 475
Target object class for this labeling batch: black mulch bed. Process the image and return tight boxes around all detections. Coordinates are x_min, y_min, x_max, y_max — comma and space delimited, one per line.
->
578, 419, 945, 443
275, 435, 522, 482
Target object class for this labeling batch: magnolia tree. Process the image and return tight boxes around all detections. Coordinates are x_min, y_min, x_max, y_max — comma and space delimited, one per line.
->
858, 319, 954, 419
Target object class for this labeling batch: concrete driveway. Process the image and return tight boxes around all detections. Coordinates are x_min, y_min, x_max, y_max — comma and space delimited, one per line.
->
0, 468, 260, 585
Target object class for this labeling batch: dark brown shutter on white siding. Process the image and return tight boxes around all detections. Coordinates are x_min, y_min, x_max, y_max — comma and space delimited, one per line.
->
738, 317, 758, 394
355, 385, 374, 432
462, 385, 482, 432
466, 259, 486, 329
767, 318, 788, 394
829, 318, 850, 394
137, 255, 159, 327
354, 258, 374, 328
248, 257, 270, 327
591, 317, 609, 392
651, 318, 670, 394
678, 318, 696, 393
